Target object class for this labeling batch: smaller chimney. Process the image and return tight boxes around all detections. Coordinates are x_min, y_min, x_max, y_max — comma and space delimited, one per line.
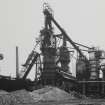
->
16, 46, 19, 78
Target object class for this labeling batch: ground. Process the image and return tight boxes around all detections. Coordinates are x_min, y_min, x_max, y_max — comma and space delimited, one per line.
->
0, 87, 105, 105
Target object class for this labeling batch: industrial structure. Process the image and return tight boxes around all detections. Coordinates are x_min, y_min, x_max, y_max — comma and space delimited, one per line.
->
0, 3, 105, 98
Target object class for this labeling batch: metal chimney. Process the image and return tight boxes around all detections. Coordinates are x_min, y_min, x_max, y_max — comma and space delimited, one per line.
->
16, 46, 19, 78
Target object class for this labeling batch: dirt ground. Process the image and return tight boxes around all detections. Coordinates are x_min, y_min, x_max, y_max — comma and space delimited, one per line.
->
0, 87, 105, 105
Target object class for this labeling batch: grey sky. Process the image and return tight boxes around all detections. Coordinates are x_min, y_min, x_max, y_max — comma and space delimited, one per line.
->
0, 0, 105, 78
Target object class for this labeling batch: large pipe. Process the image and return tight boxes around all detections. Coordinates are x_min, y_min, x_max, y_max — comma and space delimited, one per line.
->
74, 42, 91, 49
44, 10, 88, 61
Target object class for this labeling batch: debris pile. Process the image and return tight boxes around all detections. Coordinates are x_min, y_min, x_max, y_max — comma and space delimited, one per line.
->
10, 89, 35, 104
29, 86, 77, 102
69, 90, 88, 99
0, 90, 17, 105
0, 87, 88, 104
0, 90, 34, 105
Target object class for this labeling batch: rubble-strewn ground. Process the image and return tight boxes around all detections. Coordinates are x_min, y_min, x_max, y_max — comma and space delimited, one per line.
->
29, 86, 76, 102
0, 86, 104, 105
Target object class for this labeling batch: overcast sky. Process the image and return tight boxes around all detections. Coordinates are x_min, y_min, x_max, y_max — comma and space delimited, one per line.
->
0, 0, 105, 78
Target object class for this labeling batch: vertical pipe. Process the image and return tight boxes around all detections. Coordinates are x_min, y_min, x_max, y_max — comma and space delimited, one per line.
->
16, 46, 19, 78
82, 79, 86, 95
102, 71, 105, 95
35, 60, 37, 81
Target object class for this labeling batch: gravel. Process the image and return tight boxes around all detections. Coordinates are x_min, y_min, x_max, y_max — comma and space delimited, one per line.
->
0, 89, 35, 105
0, 86, 86, 104
29, 86, 76, 102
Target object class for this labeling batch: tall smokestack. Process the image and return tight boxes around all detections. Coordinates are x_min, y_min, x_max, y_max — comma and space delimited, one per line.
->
16, 46, 19, 78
